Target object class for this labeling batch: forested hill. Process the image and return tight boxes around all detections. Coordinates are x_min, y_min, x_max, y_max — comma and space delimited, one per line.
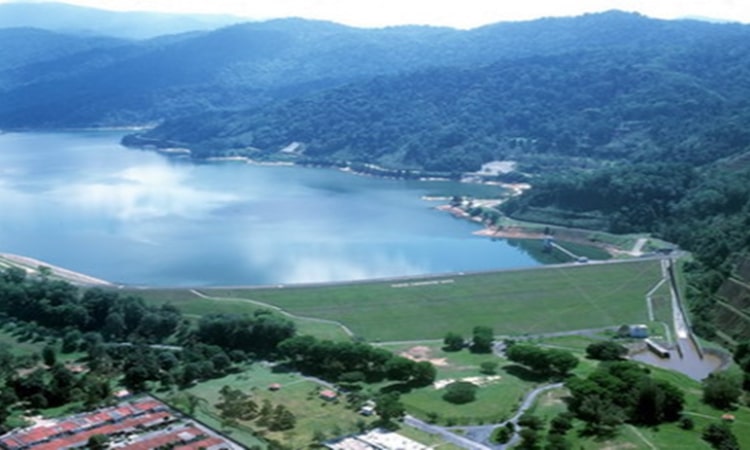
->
136, 43, 750, 172
2, 11, 749, 128
0, 2, 243, 39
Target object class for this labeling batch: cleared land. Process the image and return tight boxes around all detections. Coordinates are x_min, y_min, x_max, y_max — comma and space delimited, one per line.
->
187, 259, 663, 341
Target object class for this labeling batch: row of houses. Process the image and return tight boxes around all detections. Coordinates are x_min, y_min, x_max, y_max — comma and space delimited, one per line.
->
0, 396, 242, 450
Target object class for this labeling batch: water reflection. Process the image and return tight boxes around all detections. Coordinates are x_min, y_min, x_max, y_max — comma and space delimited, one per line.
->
0, 131, 544, 286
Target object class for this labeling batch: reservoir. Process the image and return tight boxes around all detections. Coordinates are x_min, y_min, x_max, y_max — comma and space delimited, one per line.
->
0, 131, 543, 286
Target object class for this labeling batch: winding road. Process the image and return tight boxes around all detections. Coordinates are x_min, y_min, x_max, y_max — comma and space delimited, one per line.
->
404, 383, 564, 450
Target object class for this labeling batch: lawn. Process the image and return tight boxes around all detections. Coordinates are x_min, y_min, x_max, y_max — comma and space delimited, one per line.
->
132, 289, 352, 341
0, 326, 46, 356
377, 342, 537, 425
201, 259, 662, 341
167, 364, 375, 449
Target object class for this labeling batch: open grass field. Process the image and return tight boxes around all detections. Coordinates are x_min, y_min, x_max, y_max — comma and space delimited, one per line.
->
377, 342, 534, 424
167, 364, 375, 449
194, 259, 663, 341
132, 289, 352, 341
0, 327, 45, 356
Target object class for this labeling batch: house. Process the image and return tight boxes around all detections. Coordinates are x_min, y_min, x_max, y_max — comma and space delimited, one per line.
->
319, 390, 338, 401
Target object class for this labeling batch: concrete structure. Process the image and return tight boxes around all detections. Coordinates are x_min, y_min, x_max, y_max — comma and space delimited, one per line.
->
629, 324, 649, 338
327, 429, 428, 450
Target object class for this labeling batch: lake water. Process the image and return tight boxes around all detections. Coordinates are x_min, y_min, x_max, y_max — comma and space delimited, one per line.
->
0, 131, 543, 286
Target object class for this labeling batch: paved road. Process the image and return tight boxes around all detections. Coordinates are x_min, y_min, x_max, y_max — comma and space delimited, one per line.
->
404, 415, 492, 450
404, 383, 564, 450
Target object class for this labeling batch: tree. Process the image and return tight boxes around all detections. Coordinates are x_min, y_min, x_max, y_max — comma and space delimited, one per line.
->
545, 432, 571, 450
679, 416, 694, 430
492, 426, 512, 444
385, 356, 416, 382
411, 361, 437, 387
585, 341, 627, 361
121, 366, 145, 392
547, 349, 578, 376
442, 381, 478, 404
41, 344, 56, 367
47, 364, 76, 406
577, 394, 624, 436
375, 392, 405, 425
61, 330, 81, 353
506, 344, 551, 374
443, 332, 465, 352
3, 266, 26, 284
702, 422, 739, 450
257, 399, 273, 427
518, 413, 544, 431
702, 372, 742, 410
86, 434, 109, 450
518, 428, 541, 450
549, 413, 573, 435
269, 405, 296, 431
480, 361, 499, 375
471, 326, 494, 353
216, 385, 258, 424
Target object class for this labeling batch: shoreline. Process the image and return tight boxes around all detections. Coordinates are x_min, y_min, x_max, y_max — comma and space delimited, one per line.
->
436, 204, 632, 257
0, 253, 114, 287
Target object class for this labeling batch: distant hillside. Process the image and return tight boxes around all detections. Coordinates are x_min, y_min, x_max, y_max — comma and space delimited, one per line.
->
3, 11, 749, 129
0, 19, 463, 127
135, 31, 750, 174
0, 2, 243, 39
0, 28, 125, 74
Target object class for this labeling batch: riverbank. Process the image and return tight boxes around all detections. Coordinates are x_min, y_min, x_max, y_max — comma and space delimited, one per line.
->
0, 253, 113, 287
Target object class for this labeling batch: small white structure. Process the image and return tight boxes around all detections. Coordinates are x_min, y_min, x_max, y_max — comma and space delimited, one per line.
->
327, 429, 429, 450
629, 324, 649, 338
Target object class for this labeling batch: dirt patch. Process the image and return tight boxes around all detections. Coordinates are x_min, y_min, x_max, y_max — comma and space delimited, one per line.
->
600, 444, 637, 450
538, 389, 566, 407
400, 346, 448, 366
433, 376, 502, 390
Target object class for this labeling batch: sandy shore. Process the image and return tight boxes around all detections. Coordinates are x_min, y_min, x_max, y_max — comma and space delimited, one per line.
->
0, 253, 113, 287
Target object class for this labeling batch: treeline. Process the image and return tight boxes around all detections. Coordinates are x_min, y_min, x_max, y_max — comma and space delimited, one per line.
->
277, 335, 436, 386
566, 360, 684, 434
0, 268, 180, 342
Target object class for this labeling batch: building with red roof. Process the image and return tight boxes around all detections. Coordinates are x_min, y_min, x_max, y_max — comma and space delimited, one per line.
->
0, 396, 243, 450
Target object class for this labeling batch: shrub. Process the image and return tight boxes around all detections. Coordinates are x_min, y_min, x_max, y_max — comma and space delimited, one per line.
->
442, 381, 478, 404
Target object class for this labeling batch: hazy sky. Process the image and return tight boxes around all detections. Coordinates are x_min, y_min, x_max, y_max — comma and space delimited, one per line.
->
3, 0, 749, 28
